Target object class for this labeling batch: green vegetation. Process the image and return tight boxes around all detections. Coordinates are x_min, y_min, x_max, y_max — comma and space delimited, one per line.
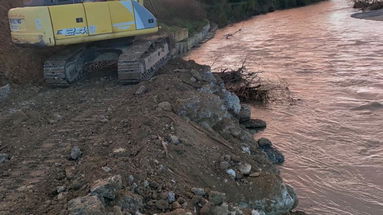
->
145, 0, 208, 34
145, 0, 325, 31
200, 0, 325, 26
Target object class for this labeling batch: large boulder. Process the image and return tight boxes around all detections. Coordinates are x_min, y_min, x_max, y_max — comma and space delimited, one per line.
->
175, 93, 231, 129
241, 119, 267, 130
238, 104, 252, 123
257, 139, 284, 165
117, 191, 144, 213
90, 175, 122, 201
0, 153, 10, 163
68, 195, 105, 215
246, 183, 297, 215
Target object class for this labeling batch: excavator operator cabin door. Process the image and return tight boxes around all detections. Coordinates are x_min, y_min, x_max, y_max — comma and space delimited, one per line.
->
49, 4, 88, 40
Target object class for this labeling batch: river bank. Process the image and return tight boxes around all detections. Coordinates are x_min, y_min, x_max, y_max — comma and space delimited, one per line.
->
186, 0, 383, 214
0, 59, 304, 215
0, 1, 332, 214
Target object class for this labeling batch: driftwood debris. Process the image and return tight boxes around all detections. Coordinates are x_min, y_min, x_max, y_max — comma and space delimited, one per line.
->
224, 28, 242, 39
216, 62, 269, 103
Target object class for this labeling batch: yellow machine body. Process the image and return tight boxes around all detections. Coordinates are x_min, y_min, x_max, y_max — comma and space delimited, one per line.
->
8, 0, 158, 46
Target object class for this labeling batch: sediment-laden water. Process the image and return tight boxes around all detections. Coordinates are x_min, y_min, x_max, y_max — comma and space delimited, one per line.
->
186, 0, 383, 214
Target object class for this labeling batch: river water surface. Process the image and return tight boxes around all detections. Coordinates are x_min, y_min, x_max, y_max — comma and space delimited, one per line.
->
186, 0, 383, 214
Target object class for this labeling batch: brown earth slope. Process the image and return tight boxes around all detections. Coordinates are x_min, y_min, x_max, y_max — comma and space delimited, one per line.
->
0, 60, 297, 215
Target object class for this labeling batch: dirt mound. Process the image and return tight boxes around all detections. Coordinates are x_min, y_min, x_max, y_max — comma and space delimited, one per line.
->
0, 59, 298, 215
0, 0, 56, 85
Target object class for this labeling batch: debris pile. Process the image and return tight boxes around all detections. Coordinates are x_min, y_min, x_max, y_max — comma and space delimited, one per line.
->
216, 66, 269, 103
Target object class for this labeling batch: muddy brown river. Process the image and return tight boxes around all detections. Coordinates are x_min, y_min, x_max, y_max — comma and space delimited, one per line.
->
186, 0, 383, 214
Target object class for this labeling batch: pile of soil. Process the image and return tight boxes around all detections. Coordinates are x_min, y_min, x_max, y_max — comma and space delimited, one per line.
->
0, 0, 58, 85
0, 59, 299, 215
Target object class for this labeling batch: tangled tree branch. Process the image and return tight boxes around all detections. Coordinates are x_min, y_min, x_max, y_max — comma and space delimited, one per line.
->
215, 58, 270, 103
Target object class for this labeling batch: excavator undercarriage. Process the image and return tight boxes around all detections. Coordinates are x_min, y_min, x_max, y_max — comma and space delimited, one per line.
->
43, 38, 170, 87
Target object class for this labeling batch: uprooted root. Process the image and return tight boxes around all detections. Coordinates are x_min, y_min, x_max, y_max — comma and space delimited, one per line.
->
216, 65, 269, 103
216, 65, 296, 105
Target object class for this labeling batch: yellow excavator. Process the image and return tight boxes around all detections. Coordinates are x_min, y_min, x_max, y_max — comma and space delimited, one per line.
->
8, 0, 170, 86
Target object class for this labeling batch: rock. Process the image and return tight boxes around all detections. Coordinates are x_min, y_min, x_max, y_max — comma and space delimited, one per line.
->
251, 210, 265, 215
249, 172, 261, 177
171, 201, 182, 209
191, 187, 206, 196
226, 169, 236, 178
230, 155, 241, 163
57, 186, 66, 194
117, 192, 144, 213
69, 178, 85, 191
229, 206, 244, 215
143, 180, 150, 188
177, 197, 186, 204
238, 104, 251, 123
128, 175, 135, 185
101, 166, 112, 172
191, 70, 203, 80
219, 161, 230, 170
257, 138, 272, 147
258, 142, 285, 164
113, 206, 123, 215
155, 199, 170, 211
160, 191, 168, 200
69, 146, 82, 161
159, 209, 193, 215
223, 155, 231, 161
168, 191, 176, 203
229, 127, 242, 137
158, 101, 173, 112
241, 119, 266, 130
134, 85, 147, 95
238, 163, 252, 176
208, 191, 226, 206
0, 153, 10, 163
287, 184, 298, 209
90, 175, 122, 200
68, 195, 105, 215
200, 202, 229, 215
220, 89, 241, 115
57, 192, 67, 200
175, 94, 230, 129
0, 84, 11, 101
113, 148, 126, 153
169, 135, 181, 145
149, 180, 160, 189
241, 146, 251, 155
